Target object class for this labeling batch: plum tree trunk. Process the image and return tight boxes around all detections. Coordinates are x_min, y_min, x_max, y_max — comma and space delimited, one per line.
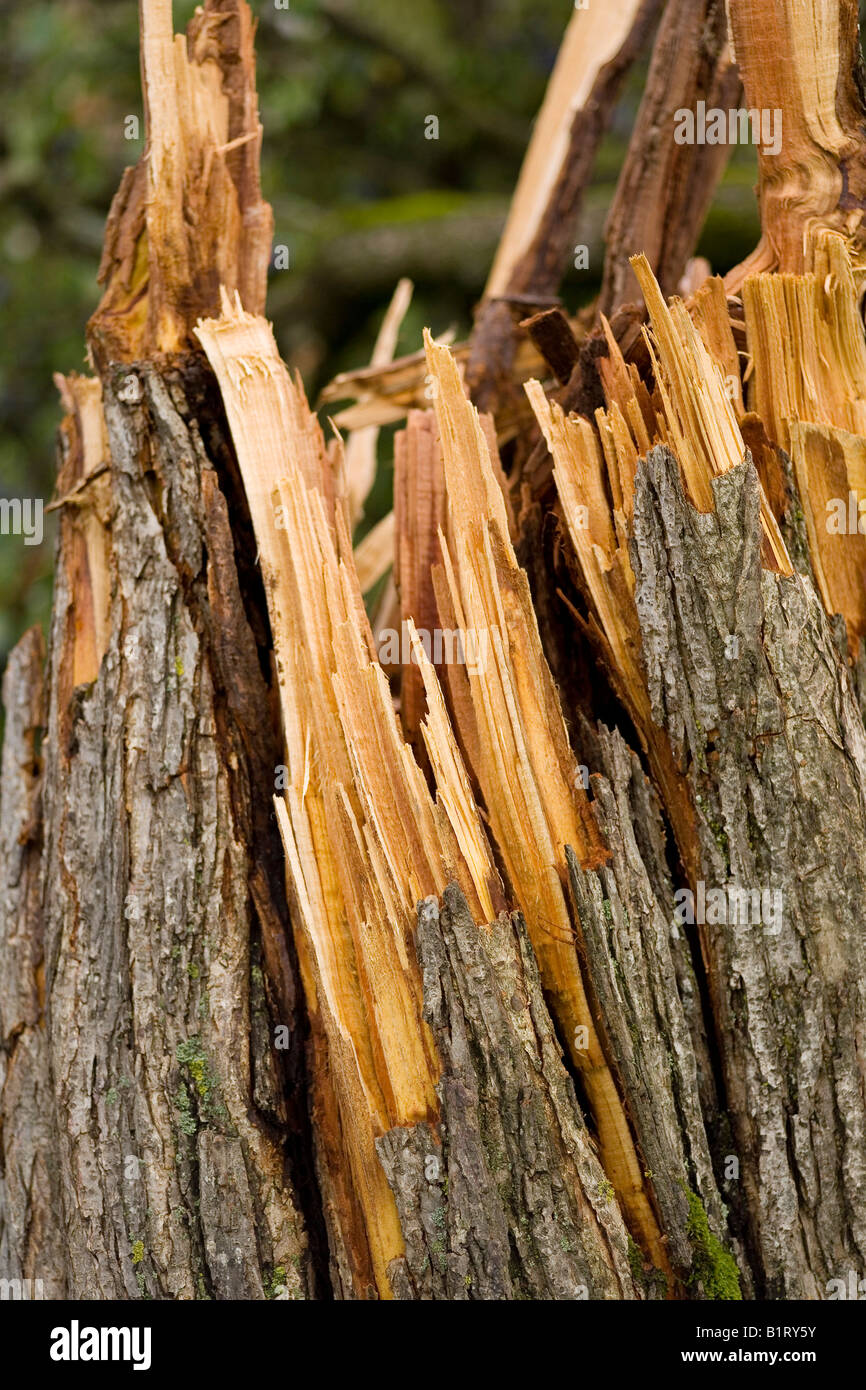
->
2, 0, 866, 1303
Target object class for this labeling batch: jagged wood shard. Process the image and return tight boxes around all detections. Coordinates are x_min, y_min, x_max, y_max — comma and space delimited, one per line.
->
419, 331, 672, 1273
196, 296, 505, 1296
90, 0, 272, 365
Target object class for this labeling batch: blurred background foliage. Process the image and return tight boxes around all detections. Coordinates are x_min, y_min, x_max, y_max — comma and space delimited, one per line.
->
0, 0, 763, 681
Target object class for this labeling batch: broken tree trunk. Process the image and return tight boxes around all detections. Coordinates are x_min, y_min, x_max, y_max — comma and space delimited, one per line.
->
3, 0, 866, 1305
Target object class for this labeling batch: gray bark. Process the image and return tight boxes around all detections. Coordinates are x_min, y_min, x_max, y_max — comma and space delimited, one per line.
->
377, 885, 638, 1300
1, 358, 315, 1300
566, 723, 744, 1294
630, 445, 866, 1298
0, 628, 67, 1298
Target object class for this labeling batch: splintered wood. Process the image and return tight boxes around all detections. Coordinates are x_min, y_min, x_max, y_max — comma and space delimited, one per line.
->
743, 229, 866, 647
178, 110, 866, 1300
90, 0, 273, 364
523, 256, 798, 875
393, 410, 445, 759
724, 0, 866, 280
484, 0, 651, 298
527, 378, 701, 885
196, 296, 499, 1296
51, 376, 112, 689
25, 0, 866, 1310
198, 293, 669, 1279
343, 277, 413, 529
630, 254, 792, 574
175, 2, 866, 1301
391, 334, 670, 1272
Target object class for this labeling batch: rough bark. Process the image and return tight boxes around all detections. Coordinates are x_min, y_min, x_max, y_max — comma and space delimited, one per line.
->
0, 629, 67, 1298
377, 886, 639, 1301
630, 445, 866, 1297
1, 356, 319, 1299
566, 726, 740, 1293
4, 0, 866, 1307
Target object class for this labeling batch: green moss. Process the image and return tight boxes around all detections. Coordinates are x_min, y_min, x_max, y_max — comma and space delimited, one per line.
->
430, 1203, 448, 1272
105, 1087, 119, 1107
695, 795, 730, 872
626, 1234, 670, 1299
131, 1239, 144, 1266
480, 1127, 505, 1180
175, 1084, 197, 1137
684, 1187, 741, 1300
187, 961, 200, 980
597, 1178, 615, 1204
178, 1037, 211, 1095
265, 1265, 287, 1299
175, 1036, 228, 1134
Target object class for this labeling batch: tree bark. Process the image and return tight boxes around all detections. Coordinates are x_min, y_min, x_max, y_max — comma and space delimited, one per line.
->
630, 447, 866, 1298
1, 357, 319, 1299
3, 0, 866, 1304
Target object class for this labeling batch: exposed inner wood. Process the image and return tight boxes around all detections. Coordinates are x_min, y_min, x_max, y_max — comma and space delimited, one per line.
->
351, 511, 393, 597
468, 0, 660, 414
400, 333, 672, 1273
89, 0, 272, 365
725, 0, 866, 284
483, 0, 656, 300
196, 296, 501, 1296
320, 331, 554, 438
631, 255, 792, 574
742, 228, 866, 646
344, 277, 414, 529
51, 375, 112, 689
526, 380, 699, 887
